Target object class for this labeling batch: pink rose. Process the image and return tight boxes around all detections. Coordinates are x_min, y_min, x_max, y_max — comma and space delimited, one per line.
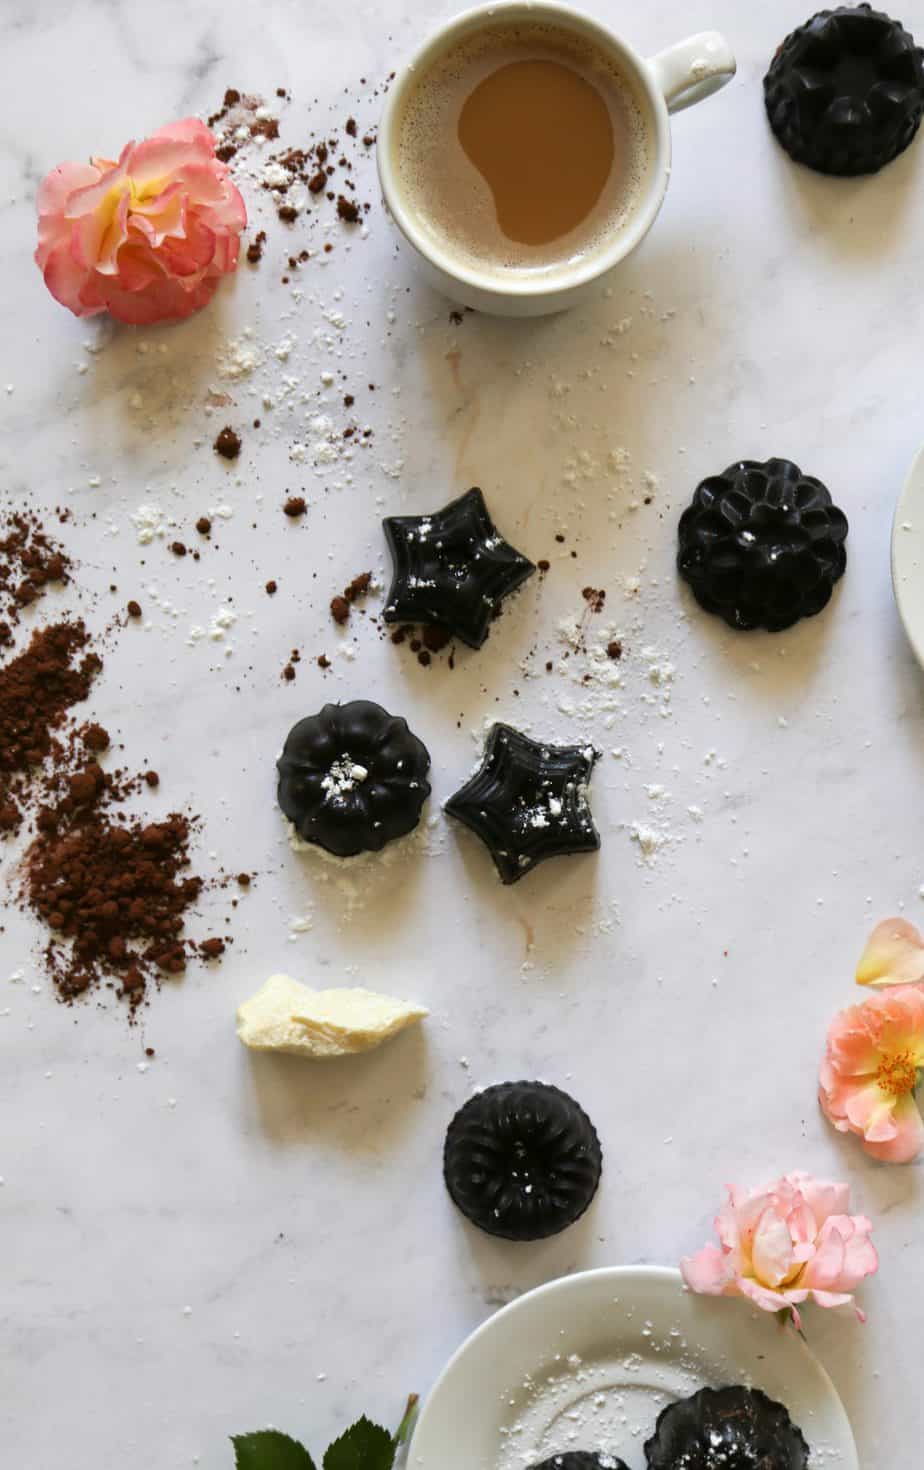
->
681, 1172, 877, 1330
35, 118, 246, 325
819, 984, 924, 1163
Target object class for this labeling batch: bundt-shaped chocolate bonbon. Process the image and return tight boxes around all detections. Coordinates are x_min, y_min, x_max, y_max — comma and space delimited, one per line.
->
444, 1081, 602, 1240
645, 1386, 810, 1469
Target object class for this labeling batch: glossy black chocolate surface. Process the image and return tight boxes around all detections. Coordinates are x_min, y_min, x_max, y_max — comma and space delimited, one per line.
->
765, 5, 924, 174
444, 1081, 602, 1241
383, 487, 535, 648
277, 700, 431, 857
531, 1456, 629, 1470
677, 457, 848, 632
645, 1386, 810, 1469
445, 723, 600, 884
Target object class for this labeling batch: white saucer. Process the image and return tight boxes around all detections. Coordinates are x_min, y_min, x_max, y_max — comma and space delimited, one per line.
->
892, 445, 924, 667
409, 1267, 856, 1470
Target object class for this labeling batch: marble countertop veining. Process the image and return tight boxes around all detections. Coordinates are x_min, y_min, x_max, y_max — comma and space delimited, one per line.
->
2, 0, 924, 1464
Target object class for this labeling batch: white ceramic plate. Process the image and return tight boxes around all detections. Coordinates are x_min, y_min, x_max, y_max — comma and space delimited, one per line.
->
892, 445, 924, 666
409, 1267, 856, 1470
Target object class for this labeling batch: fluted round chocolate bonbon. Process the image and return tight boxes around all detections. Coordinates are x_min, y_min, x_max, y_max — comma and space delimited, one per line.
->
765, 5, 924, 175
444, 1081, 602, 1240
645, 1386, 810, 1469
677, 457, 848, 632
277, 700, 431, 857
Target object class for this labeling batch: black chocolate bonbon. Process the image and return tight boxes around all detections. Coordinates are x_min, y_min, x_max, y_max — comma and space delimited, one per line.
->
445, 723, 600, 884
677, 457, 848, 632
444, 1081, 602, 1241
383, 487, 535, 649
765, 5, 924, 175
645, 1386, 810, 1470
277, 700, 431, 857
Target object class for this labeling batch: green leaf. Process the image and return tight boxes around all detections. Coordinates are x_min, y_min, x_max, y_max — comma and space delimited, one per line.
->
233, 1430, 318, 1470
323, 1417, 395, 1470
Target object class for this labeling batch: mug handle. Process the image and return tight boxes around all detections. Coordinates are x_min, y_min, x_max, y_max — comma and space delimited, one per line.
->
648, 32, 736, 113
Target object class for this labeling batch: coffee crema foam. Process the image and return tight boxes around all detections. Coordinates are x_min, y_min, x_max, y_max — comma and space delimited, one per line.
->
394, 22, 651, 281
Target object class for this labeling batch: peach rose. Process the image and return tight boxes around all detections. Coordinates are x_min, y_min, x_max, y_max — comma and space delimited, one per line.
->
681, 1172, 878, 1329
35, 118, 246, 325
819, 984, 924, 1163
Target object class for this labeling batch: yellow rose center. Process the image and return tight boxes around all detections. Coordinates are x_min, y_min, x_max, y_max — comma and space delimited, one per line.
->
877, 1049, 919, 1098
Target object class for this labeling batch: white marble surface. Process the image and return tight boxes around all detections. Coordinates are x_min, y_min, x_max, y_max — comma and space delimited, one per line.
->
2, 0, 924, 1464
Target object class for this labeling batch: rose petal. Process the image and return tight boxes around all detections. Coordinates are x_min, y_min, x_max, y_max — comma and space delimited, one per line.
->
680, 1244, 736, 1296
751, 1205, 796, 1289
862, 1092, 924, 1164
857, 918, 924, 987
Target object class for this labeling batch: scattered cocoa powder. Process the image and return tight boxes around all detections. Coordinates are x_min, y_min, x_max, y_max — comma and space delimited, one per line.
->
330, 595, 350, 625
582, 586, 606, 613
283, 496, 306, 518
0, 622, 101, 833
606, 639, 623, 661
265, 580, 278, 595
214, 426, 241, 460
317, 654, 331, 669
196, 517, 212, 536
0, 511, 71, 628
127, 600, 142, 619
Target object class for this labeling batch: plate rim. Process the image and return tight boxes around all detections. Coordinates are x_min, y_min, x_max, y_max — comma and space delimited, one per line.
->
409, 1264, 856, 1468
891, 443, 924, 667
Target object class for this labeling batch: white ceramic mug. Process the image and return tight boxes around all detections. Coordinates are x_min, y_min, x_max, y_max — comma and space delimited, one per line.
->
377, 1, 736, 316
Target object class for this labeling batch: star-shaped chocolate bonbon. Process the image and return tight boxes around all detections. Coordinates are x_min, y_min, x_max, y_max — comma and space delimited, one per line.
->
382, 487, 535, 648
445, 723, 600, 884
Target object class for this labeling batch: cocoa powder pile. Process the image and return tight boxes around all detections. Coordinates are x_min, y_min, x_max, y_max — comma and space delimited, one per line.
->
25, 767, 206, 1010
0, 620, 101, 832
0, 521, 235, 1015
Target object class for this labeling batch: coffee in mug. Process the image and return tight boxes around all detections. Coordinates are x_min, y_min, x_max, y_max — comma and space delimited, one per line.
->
393, 19, 652, 279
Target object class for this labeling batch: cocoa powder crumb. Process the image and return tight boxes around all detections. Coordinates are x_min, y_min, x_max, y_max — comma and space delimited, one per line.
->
214, 426, 241, 460
127, 600, 142, 619
422, 624, 452, 653
171, 541, 187, 557
344, 571, 372, 603
246, 230, 267, 263
283, 496, 306, 518
144, 770, 160, 788
537, 559, 551, 573
82, 723, 110, 753
330, 595, 350, 625
278, 203, 298, 223
265, 580, 278, 595
606, 639, 623, 661
196, 517, 212, 536
336, 194, 360, 222
318, 654, 331, 669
